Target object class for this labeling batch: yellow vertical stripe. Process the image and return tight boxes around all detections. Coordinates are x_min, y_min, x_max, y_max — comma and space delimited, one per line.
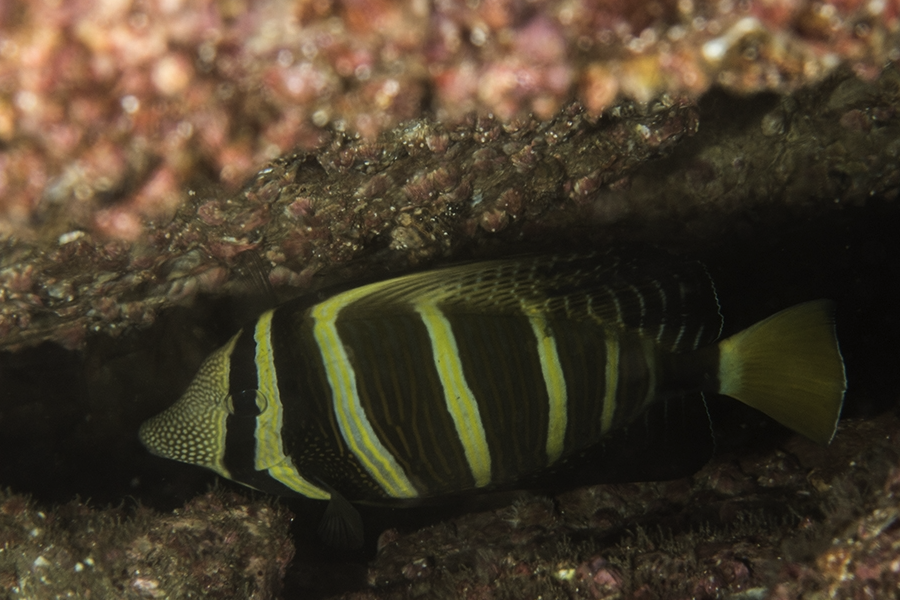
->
601, 334, 620, 434
252, 310, 330, 500
312, 285, 418, 498
253, 310, 282, 471
415, 303, 492, 488
213, 333, 240, 478
528, 316, 567, 464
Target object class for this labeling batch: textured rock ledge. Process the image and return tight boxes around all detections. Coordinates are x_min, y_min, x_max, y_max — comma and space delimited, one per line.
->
2, 65, 899, 352
1, 0, 897, 240
0, 490, 294, 600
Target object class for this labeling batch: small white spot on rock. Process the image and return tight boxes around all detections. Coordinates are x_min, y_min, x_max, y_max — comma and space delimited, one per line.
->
58, 230, 85, 245
33, 555, 50, 568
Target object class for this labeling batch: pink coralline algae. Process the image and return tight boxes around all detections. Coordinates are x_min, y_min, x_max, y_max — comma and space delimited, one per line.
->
0, 0, 897, 241
0, 58, 898, 351
0, 96, 706, 350
0, 55, 899, 351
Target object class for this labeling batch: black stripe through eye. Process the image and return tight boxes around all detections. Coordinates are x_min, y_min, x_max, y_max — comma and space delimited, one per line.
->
224, 326, 272, 489
231, 389, 265, 416
227, 327, 260, 415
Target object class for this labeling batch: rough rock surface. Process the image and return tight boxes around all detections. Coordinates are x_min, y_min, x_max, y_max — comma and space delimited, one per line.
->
1, 0, 897, 240
0, 490, 294, 600
2, 65, 900, 353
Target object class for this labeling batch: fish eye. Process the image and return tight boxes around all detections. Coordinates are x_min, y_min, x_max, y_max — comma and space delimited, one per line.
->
223, 389, 268, 417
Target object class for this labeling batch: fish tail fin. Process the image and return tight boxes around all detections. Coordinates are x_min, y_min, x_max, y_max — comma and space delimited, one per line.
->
717, 300, 846, 444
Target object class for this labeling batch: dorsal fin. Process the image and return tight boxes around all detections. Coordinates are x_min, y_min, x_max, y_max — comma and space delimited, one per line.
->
323, 249, 723, 353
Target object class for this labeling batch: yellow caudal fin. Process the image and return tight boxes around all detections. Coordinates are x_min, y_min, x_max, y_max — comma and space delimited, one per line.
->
717, 300, 846, 444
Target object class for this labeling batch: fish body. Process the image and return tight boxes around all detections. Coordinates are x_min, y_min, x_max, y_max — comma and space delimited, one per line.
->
139, 251, 846, 547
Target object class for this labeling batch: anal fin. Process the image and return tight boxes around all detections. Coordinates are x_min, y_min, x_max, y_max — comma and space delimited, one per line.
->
316, 482, 365, 550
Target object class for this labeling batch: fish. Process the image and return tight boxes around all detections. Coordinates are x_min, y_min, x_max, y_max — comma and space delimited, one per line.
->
139, 250, 846, 549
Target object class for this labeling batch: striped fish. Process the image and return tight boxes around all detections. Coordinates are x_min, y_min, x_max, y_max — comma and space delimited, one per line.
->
139, 251, 846, 548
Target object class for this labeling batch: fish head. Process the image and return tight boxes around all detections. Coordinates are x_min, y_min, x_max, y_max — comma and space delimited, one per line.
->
138, 333, 241, 479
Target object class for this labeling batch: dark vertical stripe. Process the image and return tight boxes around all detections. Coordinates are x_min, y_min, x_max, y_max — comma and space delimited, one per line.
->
335, 309, 476, 495
228, 327, 259, 406
643, 281, 667, 342
613, 335, 653, 423
552, 320, 608, 454
210, 326, 305, 496
222, 328, 267, 488
449, 313, 551, 485
269, 304, 389, 501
